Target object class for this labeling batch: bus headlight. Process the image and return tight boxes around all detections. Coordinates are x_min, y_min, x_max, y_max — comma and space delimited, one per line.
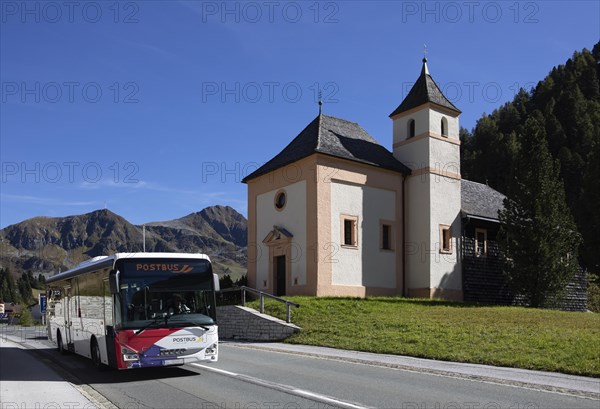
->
205, 343, 217, 356
121, 346, 139, 361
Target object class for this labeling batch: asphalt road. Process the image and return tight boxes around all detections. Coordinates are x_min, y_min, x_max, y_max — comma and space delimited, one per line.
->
2, 326, 598, 409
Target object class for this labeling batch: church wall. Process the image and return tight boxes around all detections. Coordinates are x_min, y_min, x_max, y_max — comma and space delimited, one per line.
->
404, 174, 431, 290
246, 156, 319, 296
330, 181, 363, 287
393, 137, 429, 171
313, 154, 403, 297
427, 173, 462, 292
428, 108, 460, 141
428, 139, 460, 177
392, 107, 430, 145
329, 182, 397, 289
256, 180, 307, 292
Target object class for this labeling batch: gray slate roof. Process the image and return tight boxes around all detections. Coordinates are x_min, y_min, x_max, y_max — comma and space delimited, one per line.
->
390, 59, 461, 117
461, 180, 505, 221
242, 114, 411, 182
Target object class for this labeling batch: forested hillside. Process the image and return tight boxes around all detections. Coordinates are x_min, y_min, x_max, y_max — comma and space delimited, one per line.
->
461, 42, 600, 274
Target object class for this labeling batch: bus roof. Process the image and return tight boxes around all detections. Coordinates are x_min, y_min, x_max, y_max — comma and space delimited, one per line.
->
46, 253, 211, 284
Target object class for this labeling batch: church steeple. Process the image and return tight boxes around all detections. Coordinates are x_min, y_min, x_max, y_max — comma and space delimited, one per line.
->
421, 57, 429, 76
389, 56, 463, 301
389, 58, 461, 118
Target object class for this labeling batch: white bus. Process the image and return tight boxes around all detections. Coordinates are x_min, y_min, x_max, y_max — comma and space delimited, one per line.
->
46, 253, 219, 370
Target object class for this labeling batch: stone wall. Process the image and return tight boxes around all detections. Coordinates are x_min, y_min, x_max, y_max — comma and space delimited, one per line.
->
216, 305, 300, 341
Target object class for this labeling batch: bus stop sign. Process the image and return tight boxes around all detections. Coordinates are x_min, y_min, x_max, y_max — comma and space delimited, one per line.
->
39, 294, 47, 314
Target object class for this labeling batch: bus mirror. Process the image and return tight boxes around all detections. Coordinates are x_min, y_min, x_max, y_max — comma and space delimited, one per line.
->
213, 273, 220, 292
109, 270, 120, 294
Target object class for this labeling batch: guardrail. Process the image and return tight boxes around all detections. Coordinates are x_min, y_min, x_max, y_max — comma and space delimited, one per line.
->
219, 286, 300, 323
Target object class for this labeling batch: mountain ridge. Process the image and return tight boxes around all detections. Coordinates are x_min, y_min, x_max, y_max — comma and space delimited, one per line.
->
0, 205, 247, 279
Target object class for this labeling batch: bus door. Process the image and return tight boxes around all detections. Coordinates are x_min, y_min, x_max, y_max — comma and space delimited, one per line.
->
64, 286, 73, 348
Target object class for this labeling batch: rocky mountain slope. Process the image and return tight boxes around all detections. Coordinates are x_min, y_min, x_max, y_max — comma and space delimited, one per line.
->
0, 206, 247, 279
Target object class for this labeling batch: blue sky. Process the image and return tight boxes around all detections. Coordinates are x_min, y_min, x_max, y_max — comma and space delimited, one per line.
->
1, 0, 598, 228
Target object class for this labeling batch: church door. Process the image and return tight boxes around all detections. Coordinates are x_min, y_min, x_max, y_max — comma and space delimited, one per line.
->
275, 255, 286, 296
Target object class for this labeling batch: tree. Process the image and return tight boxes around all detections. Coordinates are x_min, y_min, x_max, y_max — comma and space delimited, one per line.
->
219, 274, 234, 290
17, 274, 33, 304
498, 112, 581, 308
462, 43, 600, 276
18, 304, 34, 327
0, 268, 19, 303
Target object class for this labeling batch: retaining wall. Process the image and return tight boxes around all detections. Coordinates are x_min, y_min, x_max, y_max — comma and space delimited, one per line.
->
216, 305, 301, 341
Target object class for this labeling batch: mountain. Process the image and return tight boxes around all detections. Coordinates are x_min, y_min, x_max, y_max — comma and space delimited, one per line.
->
0, 206, 247, 280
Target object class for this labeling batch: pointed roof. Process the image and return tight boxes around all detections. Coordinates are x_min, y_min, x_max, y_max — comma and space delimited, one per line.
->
389, 58, 461, 117
242, 114, 411, 182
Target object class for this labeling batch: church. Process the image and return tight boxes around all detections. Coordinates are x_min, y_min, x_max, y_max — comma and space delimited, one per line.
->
242, 58, 506, 301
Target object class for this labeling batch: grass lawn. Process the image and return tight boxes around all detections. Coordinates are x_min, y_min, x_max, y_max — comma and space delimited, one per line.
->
248, 297, 600, 377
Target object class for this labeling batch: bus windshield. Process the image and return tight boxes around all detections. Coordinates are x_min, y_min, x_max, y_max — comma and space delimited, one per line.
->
115, 258, 216, 330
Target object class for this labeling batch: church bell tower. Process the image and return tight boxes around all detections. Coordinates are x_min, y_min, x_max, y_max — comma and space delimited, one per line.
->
390, 57, 463, 300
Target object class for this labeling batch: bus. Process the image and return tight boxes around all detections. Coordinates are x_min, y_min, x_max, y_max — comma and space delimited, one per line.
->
46, 253, 219, 370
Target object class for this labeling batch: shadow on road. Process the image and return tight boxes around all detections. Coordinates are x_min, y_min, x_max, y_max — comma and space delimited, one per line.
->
1, 339, 202, 385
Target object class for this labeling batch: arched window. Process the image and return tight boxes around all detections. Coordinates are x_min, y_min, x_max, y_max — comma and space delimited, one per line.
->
441, 117, 448, 137
408, 119, 415, 138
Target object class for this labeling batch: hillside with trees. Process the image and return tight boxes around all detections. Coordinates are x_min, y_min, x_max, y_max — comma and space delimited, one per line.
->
461, 42, 600, 278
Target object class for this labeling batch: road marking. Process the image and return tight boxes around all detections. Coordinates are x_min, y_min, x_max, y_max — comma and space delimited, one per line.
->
191, 363, 373, 409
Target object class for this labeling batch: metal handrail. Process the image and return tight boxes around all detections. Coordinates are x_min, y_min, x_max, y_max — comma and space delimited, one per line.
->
219, 286, 299, 323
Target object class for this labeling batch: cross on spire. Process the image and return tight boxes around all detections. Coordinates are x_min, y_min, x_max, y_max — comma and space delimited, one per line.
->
318, 89, 323, 115
422, 44, 430, 75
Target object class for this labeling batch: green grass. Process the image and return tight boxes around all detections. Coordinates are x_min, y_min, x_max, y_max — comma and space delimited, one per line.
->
248, 297, 600, 377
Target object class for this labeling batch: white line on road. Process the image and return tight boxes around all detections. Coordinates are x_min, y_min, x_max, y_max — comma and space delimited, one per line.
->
190, 363, 374, 409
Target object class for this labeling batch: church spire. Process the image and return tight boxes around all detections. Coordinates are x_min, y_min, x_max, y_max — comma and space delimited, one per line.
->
421, 57, 429, 76
422, 44, 429, 75
389, 56, 461, 118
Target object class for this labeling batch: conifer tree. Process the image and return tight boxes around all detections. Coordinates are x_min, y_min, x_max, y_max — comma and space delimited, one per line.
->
499, 112, 581, 308
0, 268, 19, 303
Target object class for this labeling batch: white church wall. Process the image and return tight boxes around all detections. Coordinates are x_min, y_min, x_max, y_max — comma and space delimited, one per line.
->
393, 137, 430, 171
429, 138, 461, 177
256, 180, 307, 289
330, 182, 397, 288
428, 174, 462, 290
330, 181, 363, 286
404, 174, 431, 289
392, 108, 430, 145
362, 186, 397, 288
428, 109, 459, 140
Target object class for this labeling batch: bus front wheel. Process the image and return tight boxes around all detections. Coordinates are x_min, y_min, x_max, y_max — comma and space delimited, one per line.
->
90, 337, 103, 370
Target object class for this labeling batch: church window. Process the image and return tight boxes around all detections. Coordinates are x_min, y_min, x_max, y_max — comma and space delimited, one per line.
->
441, 117, 448, 137
475, 228, 487, 257
440, 225, 452, 253
274, 190, 287, 210
408, 119, 416, 138
341, 215, 358, 247
381, 223, 393, 250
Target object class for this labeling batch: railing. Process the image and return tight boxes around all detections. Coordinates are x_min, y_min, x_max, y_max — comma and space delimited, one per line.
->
219, 286, 300, 323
